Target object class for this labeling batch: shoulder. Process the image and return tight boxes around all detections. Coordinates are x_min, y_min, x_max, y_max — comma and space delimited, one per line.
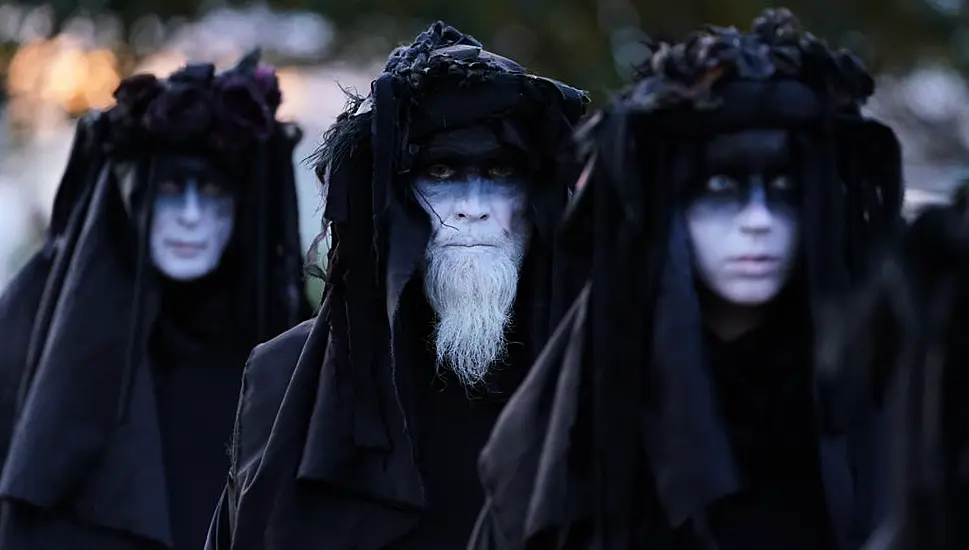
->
243, 318, 316, 402
232, 317, 318, 476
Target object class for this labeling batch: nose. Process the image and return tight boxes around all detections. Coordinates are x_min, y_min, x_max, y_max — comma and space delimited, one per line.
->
454, 184, 491, 222
738, 186, 773, 234
177, 183, 203, 227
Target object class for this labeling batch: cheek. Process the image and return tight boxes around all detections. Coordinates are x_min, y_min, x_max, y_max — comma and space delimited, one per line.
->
685, 204, 732, 258
488, 202, 514, 231
413, 185, 456, 226
772, 212, 800, 257
419, 195, 455, 225
685, 199, 739, 226
210, 197, 236, 218
205, 205, 236, 242
489, 192, 528, 232
150, 203, 178, 234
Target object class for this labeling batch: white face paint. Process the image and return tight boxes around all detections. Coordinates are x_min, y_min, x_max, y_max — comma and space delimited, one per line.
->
415, 162, 532, 388
684, 130, 800, 306
149, 179, 236, 281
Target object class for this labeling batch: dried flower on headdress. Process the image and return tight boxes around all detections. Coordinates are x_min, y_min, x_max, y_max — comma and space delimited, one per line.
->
624, 8, 874, 114
106, 49, 283, 154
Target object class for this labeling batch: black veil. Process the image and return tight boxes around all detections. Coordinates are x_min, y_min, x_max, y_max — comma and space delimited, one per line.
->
0, 50, 308, 545
219, 24, 588, 546
474, 9, 904, 549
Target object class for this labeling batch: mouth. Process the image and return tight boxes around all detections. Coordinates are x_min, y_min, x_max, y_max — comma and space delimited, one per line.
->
164, 240, 207, 258
726, 255, 781, 276
442, 243, 496, 248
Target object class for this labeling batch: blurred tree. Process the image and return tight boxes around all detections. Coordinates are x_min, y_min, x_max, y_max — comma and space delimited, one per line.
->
5, 0, 969, 103
291, 0, 969, 102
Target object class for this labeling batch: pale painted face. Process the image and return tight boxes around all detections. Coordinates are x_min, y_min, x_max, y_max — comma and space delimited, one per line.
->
684, 130, 800, 306
149, 175, 235, 282
412, 132, 532, 388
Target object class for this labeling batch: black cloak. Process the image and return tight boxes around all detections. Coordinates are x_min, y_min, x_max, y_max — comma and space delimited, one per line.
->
0, 51, 310, 550
204, 21, 589, 550
469, 9, 904, 550
822, 183, 969, 550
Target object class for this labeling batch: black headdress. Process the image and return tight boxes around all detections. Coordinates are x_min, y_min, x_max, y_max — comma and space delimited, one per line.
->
314, 21, 588, 323
0, 50, 308, 546
475, 8, 904, 549
310, 19, 588, 413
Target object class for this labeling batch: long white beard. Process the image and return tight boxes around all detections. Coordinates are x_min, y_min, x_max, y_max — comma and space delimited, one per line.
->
423, 229, 530, 388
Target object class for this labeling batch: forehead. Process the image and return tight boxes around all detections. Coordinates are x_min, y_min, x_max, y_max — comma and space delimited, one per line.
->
415, 126, 517, 164
702, 129, 790, 171
153, 154, 225, 182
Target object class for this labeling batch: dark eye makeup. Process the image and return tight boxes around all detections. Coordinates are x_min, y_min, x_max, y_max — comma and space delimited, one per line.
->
425, 164, 457, 180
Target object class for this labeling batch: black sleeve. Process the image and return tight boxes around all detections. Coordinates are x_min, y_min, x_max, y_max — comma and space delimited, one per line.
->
204, 346, 254, 550
467, 498, 513, 550
204, 483, 235, 550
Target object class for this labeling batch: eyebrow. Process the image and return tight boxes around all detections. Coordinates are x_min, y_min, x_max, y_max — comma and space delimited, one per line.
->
704, 148, 791, 173
416, 142, 514, 164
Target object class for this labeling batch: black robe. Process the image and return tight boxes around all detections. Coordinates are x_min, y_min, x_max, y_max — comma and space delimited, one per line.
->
693, 303, 834, 549
850, 204, 969, 550
152, 280, 257, 550
206, 278, 544, 550
0, 115, 308, 550
0, 278, 251, 550
469, 286, 888, 550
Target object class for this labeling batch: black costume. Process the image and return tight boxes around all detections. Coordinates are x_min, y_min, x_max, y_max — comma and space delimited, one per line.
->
825, 184, 969, 550
204, 22, 588, 550
0, 51, 309, 550
469, 9, 904, 550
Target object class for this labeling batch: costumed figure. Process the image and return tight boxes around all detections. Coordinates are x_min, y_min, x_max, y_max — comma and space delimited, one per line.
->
203, 21, 588, 550
469, 8, 904, 550
819, 182, 969, 550
0, 50, 310, 550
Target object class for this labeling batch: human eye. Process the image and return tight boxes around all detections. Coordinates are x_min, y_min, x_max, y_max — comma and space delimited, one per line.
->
199, 181, 227, 197
157, 180, 181, 195
425, 164, 456, 180
769, 175, 796, 191
705, 175, 738, 192
488, 164, 516, 179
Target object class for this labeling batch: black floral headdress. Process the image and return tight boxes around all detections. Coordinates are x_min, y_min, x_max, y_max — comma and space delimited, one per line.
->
104, 49, 283, 155
617, 7, 874, 115
568, 7, 900, 241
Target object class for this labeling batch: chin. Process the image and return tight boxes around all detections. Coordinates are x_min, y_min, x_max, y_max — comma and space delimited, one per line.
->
157, 260, 214, 281
718, 281, 784, 307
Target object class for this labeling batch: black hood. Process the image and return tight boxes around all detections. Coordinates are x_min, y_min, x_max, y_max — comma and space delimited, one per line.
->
313, 21, 588, 323
269, 21, 589, 513
476, 9, 904, 549
581, 6, 903, 535
0, 50, 310, 546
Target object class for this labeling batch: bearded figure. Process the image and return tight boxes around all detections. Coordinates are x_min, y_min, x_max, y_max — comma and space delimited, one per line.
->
470, 9, 904, 550
0, 51, 310, 550
204, 22, 588, 550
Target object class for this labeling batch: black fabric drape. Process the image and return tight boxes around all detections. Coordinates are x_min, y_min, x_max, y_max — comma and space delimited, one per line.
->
206, 21, 589, 550
471, 77, 904, 550
0, 108, 309, 549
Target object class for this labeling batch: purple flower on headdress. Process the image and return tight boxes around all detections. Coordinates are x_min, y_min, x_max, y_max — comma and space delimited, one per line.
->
254, 65, 283, 114
113, 74, 164, 119
818, 49, 875, 106
209, 71, 274, 150
143, 82, 214, 142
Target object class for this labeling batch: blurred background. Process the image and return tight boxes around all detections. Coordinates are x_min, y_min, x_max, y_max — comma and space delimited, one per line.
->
0, 0, 967, 296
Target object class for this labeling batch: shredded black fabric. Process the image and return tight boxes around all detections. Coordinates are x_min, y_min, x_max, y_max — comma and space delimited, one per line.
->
0, 50, 310, 548
474, 8, 905, 550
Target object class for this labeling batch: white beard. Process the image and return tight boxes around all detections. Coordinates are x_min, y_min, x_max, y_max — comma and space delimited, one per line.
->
423, 228, 530, 389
